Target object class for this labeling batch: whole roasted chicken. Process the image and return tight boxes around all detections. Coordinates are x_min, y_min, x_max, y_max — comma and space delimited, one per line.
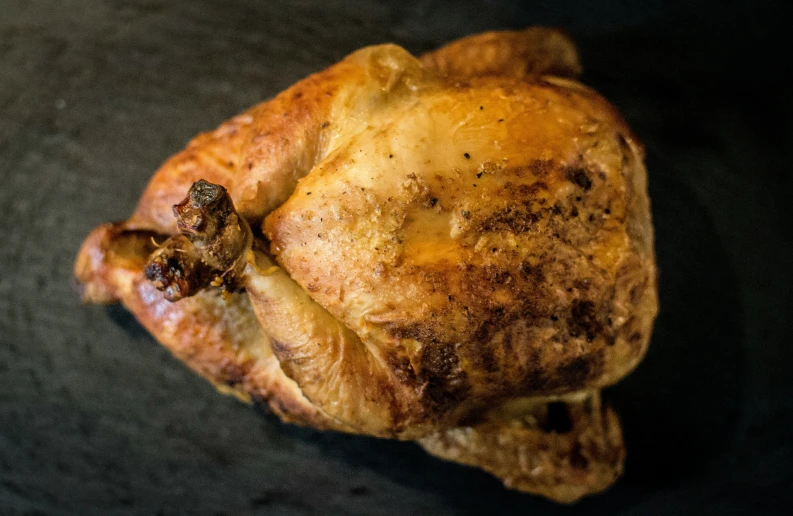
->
75, 28, 657, 503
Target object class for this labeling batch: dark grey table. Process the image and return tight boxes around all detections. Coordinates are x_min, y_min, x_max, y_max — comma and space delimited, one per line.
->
2, 1, 791, 514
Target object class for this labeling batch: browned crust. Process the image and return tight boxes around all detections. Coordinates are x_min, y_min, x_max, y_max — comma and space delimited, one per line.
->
264, 76, 657, 411
419, 391, 624, 503
125, 49, 391, 236
420, 27, 582, 80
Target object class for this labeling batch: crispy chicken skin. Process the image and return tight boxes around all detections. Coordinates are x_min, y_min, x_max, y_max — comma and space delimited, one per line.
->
75, 28, 656, 503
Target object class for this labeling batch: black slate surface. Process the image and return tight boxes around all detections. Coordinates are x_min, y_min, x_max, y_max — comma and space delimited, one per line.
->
1, 1, 791, 514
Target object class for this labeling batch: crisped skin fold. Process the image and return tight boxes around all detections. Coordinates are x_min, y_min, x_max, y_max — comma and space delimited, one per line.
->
75, 27, 657, 503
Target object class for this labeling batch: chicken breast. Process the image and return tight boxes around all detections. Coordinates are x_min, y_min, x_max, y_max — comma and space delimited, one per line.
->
75, 27, 657, 502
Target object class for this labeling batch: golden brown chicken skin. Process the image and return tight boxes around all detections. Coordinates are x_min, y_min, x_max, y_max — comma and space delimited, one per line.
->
75, 27, 657, 503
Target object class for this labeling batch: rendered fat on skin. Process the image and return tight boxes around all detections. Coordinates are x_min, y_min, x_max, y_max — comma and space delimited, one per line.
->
75, 27, 657, 503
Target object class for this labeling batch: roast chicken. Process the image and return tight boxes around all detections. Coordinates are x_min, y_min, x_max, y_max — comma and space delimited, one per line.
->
75, 28, 657, 503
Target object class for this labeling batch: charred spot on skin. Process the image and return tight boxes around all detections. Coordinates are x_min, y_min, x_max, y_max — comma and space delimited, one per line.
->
529, 159, 553, 177
418, 344, 469, 413
479, 206, 540, 234
472, 341, 499, 373
573, 278, 592, 292
521, 352, 545, 392
513, 181, 547, 197
518, 260, 537, 279
566, 167, 593, 191
554, 356, 596, 389
471, 304, 517, 347
385, 351, 418, 387
568, 299, 601, 342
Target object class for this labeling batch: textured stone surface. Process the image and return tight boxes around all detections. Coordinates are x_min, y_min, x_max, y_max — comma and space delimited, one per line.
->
1, 0, 791, 514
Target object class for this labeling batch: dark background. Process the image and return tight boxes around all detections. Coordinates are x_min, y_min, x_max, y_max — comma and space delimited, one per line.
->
1, 0, 791, 514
